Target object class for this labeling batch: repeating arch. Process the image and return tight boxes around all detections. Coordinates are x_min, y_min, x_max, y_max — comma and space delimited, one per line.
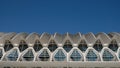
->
22, 49, 34, 61
48, 40, 58, 52
54, 49, 66, 61
78, 40, 88, 52
33, 40, 43, 52
93, 40, 103, 52
108, 40, 118, 52
38, 49, 50, 61
4, 40, 13, 52
70, 49, 83, 61
86, 49, 99, 61
6, 49, 18, 61
63, 40, 73, 52
102, 49, 116, 61
18, 40, 28, 52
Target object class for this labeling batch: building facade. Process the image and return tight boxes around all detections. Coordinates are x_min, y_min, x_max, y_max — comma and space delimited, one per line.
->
0, 32, 120, 68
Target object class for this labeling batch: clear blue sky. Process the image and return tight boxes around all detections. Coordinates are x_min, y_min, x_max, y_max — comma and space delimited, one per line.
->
0, 0, 120, 34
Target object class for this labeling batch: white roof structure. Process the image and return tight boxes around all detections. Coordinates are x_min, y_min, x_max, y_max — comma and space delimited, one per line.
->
0, 32, 120, 68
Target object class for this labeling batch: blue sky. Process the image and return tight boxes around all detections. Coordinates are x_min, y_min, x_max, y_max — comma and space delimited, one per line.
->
0, 0, 120, 34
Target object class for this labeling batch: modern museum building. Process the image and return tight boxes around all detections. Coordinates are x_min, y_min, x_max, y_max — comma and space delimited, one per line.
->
0, 32, 120, 68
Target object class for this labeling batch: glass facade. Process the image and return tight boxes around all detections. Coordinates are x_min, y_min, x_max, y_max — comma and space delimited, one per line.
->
7, 49, 18, 61
0, 32, 120, 63
78, 40, 88, 52
19, 40, 28, 52
119, 50, 120, 59
23, 49, 34, 61
39, 49, 50, 61
63, 40, 73, 52
108, 40, 118, 52
86, 50, 98, 61
4, 40, 13, 52
54, 49, 66, 61
93, 40, 103, 52
48, 40, 58, 52
33, 40, 43, 52
70, 49, 82, 61
102, 50, 114, 61
0, 49, 3, 59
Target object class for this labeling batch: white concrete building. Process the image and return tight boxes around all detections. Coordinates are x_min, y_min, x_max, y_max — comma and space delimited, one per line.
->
0, 32, 120, 68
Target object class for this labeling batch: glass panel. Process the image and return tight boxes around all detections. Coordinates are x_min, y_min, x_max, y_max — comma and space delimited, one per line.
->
23, 49, 34, 61
108, 40, 118, 52
39, 49, 50, 61
70, 49, 82, 61
4, 40, 13, 52
78, 40, 88, 52
54, 49, 66, 61
48, 40, 58, 52
102, 50, 114, 61
19, 40, 28, 52
7, 49, 18, 61
93, 40, 103, 52
33, 40, 43, 52
0, 49, 3, 59
86, 50, 98, 61
119, 51, 120, 59
63, 40, 73, 52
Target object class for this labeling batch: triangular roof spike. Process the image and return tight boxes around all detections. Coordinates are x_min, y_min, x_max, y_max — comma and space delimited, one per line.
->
95, 32, 111, 44
40, 32, 51, 44
47, 35, 58, 45
94, 36, 105, 45
0, 32, 16, 44
54, 33, 65, 44
109, 32, 120, 36
26, 33, 40, 44
102, 32, 111, 40
68, 33, 81, 44
84, 32, 96, 44
110, 32, 120, 44
62, 33, 74, 45
53, 32, 57, 38
0, 32, 6, 37
78, 35, 89, 45
111, 36, 120, 45
11, 33, 28, 44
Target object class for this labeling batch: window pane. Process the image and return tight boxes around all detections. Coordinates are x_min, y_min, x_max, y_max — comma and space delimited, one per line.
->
33, 40, 43, 52
54, 49, 66, 61
70, 49, 82, 61
93, 40, 103, 52
86, 50, 98, 61
39, 49, 50, 61
102, 50, 114, 61
63, 40, 72, 52
48, 40, 58, 52
19, 40, 28, 52
7, 49, 18, 61
4, 40, 13, 52
0, 49, 3, 59
78, 40, 88, 52
108, 40, 118, 52
23, 49, 34, 61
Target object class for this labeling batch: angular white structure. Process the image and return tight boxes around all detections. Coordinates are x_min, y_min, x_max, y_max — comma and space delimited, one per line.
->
0, 32, 120, 68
